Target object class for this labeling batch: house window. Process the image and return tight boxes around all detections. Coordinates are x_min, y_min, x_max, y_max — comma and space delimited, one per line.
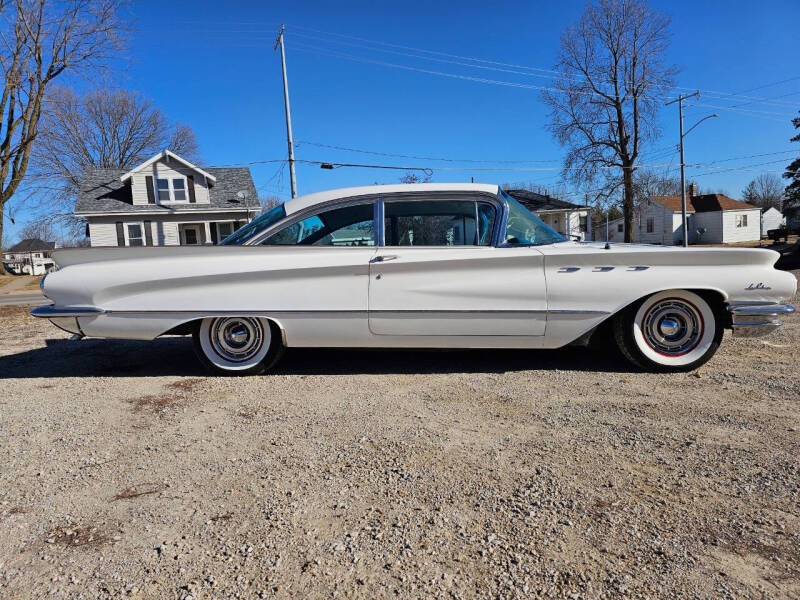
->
646, 217, 654, 233
617, 223, 623, 233
173, 178, 186, 201
736, 214, 748, 228
217, 222, 235, 239
155, 177, 188, 202
579, 216, 587, 233
126, 223, 144, 246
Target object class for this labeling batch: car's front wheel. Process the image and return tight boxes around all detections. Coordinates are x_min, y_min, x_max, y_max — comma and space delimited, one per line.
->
613, 290, 723, 372
193, 317, 284, 375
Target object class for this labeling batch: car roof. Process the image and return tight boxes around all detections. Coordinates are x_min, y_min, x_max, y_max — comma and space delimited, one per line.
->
283, 183, 501, 216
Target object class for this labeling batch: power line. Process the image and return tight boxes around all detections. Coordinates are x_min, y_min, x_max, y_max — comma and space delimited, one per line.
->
688, 157, 791, 177
179, 21, 800, 109
290, 42, 796, 123
736, 75, 800, 94
287, 25, 800, 108
690, 148, 796, 165
288, 31, 558, 82
290, 42, 578, 95
294, 140, 561, 164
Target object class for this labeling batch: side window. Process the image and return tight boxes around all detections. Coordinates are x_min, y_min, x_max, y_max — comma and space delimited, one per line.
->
384, 200, 496, 246
261, 203, 375, 246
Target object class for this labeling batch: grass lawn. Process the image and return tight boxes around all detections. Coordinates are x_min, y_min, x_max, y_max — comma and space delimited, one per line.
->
0, 274, 43, 293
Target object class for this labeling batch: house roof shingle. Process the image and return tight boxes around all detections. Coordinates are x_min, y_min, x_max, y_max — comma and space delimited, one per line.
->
74, 167, 259, 215
651, 195, 695, 212
7, 238, 56, 252
505, 189, 586, 212
690, 194, 758, 212
651, 194, 758, 213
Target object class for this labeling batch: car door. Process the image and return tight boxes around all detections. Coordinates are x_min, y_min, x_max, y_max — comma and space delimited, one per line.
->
254, 200, 379, 318
368, 197, 547, 336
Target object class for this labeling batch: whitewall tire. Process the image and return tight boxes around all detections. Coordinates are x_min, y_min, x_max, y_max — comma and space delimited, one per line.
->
193, 317, 284, 375
613, 290, 723, 372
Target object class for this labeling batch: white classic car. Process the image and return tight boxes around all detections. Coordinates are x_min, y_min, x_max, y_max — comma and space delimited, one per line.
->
33, 183, 796, 374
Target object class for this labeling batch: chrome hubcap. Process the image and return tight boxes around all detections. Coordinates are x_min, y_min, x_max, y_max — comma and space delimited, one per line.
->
658, 318, 680, 336
210, 317, 263, 362
642, 300, 703, 356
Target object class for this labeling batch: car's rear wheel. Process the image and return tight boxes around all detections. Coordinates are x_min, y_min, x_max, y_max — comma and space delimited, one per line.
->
613, 290, 723, 372
193, 317, 284, 375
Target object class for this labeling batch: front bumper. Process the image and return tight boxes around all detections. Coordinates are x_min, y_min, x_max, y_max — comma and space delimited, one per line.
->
727, 302, 795, 337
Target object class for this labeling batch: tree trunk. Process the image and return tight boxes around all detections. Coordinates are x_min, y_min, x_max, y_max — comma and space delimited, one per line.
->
622, 165, 636, 243
0, 212, 5, 275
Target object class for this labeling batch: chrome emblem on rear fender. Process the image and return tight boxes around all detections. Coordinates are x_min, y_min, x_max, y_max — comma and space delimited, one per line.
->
745, 283, 771, 290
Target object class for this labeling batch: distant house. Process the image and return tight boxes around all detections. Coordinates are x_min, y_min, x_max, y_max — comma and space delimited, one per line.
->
505, 189, 592, 241
760, 206, 785, 237
2, 238, 57, 275
603, 188, 761, 245
75, 150, 260, 247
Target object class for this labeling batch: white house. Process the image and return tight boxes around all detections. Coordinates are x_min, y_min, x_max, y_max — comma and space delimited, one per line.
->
505, 189, 591, 241
760, 206, 786, 237
603, 192, 761, 245
75, 150, 260, 247
2, 238, 57, 275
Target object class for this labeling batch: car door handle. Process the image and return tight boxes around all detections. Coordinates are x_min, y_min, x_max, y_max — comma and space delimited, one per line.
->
371, 255, 398, 263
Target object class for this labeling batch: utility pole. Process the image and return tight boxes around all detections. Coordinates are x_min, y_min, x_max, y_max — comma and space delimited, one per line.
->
274, 25, 297, 198
665, 91, 699, 248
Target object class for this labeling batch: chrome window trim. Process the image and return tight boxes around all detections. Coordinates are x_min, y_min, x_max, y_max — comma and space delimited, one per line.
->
240, 190, 508, 248
376, 198, 385, 247
245, 197, 379, 246
379, 192, 504, 248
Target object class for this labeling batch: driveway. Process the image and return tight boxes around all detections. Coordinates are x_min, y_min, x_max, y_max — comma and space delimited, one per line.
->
0, 271, 798, 599
0, 291, 47, 307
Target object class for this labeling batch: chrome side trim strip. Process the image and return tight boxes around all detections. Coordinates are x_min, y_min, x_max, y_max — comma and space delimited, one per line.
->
99, 308, 609, 317
30, 305, 106, 318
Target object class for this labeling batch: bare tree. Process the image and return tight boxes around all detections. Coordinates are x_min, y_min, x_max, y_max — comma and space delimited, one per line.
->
742, 173, 784, 210
542, 0, 677, 242
33, 87, 199, 217
501, 181, 569, 200
634, 170, 682, 205
260, 195, 282, 213
0, 0, 124, 273
18, 215, 56, 241
398, 171, 431, 184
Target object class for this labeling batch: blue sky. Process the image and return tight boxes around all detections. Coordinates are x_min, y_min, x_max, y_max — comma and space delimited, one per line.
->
7, 0, 800, 240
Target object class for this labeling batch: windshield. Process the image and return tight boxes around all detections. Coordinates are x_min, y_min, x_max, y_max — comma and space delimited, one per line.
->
500, 190, 565, 246
219, 204, 287, 245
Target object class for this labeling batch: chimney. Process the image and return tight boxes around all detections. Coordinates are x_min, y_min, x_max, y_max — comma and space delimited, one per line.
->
688, 182, 698, 197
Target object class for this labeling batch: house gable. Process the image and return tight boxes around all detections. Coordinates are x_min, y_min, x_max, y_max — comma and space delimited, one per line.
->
129, 157, 212, 206
120, 150, 216, 183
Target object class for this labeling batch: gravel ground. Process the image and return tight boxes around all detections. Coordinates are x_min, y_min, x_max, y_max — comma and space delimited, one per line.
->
0, 273, 798, 600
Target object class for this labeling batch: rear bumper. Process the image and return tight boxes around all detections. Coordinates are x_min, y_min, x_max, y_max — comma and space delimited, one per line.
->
30, 305, 105, 318
30, 305, 105, 337
727, 302, 795, 337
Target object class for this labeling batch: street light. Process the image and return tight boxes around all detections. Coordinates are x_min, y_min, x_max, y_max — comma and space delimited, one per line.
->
666, 90, 719, 247
676, 113, 718, 247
